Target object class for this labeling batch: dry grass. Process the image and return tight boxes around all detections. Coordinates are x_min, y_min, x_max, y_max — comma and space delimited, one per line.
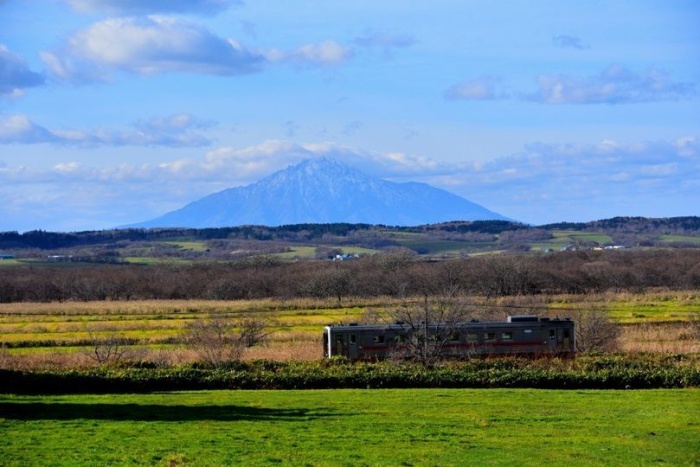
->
242, 341, 320, 361
620, 322, 700, 354
2, 292, 699, 371
0, 350, 93, 371
0, 296, 400, 317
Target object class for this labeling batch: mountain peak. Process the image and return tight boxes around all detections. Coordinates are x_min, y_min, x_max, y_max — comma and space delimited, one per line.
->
124, 158, 508, 228
277, 157, 366, 179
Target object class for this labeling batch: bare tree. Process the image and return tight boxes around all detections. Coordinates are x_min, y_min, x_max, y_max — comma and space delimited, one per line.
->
238, 316, 276, 347
688, 312, 700, 341
305, 264, 354, 305
383, 287, 475, 367
182, 315, 273, 367
84, 328, 132, 365
570, 308, 620, 353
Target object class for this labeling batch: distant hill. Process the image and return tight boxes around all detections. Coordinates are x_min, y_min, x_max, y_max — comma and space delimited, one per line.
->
124, 158, 509, 228
2, 216, 700, 253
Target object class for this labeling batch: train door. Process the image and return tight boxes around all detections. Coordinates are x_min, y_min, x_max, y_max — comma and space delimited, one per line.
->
548, 327, 568, 351
334, 333, 345, 357
563, 328, 571, 351
347, 332, 359, 359
547, 327, 558, 351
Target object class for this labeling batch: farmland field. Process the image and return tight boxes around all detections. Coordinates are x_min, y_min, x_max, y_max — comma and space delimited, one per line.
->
1, 291, 700, 368
1, 389, 698, 466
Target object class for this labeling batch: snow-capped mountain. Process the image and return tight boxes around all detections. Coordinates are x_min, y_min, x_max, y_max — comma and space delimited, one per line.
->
125, 158, 508, 228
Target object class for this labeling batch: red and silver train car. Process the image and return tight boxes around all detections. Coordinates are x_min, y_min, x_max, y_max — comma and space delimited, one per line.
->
323, 315, 575, 360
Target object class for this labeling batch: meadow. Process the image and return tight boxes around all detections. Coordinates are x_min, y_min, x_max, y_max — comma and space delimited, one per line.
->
1, 289, 699, 466
1, 388, 698, 466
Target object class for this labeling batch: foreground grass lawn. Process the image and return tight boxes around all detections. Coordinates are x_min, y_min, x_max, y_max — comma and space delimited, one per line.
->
1, 389, 698, 466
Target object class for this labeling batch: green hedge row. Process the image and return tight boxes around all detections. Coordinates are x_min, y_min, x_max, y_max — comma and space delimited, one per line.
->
2, 355, 699, 394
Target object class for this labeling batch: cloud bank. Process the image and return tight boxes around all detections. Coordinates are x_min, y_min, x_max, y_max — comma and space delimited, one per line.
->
40, 16, 364, 83
530, 65, 696, 104
447, 65, 696, 104
0, 113, 214, 147
64, 0, 241, 16
2, 136, 697, 230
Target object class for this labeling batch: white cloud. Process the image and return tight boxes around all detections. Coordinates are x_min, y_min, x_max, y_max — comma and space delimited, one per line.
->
268, 41, 354, 67
41, 16, 356, 81
201, 140, 332, 179
41, 16, 266, 81
0, 113, 215, 147
0, 44, 45, 97
0, 115, 57, 143
528, 65, 696, 104
446, 65, 696, 104
444, 75, 505, 101
64, 0, 241, 16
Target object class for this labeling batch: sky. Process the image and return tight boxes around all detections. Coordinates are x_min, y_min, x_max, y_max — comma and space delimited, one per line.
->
1, 0, 699, 232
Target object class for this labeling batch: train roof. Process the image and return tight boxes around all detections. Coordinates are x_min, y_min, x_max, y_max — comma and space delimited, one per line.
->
324, 316, 572, 332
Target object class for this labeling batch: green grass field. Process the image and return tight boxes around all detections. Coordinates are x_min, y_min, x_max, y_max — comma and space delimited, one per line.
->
1, 389, 698, 466
272, 245, 380, 260
660, 235, 700, 245
160, 241, 210, 252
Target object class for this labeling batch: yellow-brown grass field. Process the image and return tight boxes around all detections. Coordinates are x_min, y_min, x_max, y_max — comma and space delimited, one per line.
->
1, 291, 699, 370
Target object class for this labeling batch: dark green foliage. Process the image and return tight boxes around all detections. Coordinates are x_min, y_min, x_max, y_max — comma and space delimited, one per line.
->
3, 216, 700, 250
0, 224, 378, 249
2, 354, 698, 394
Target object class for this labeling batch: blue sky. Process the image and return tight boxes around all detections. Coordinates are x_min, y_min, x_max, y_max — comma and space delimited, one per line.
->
1, 0, 699, 232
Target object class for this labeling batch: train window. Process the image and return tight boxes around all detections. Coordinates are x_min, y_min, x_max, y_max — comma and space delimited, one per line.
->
350, 334, 357, 344
549, 329, 556, 339
466, 332, 478, 342
485, 332, 495, 341
563, 329, 570, 338
502, 332, 513, 340
449, 332, 460, 342
373, 335, 385, 344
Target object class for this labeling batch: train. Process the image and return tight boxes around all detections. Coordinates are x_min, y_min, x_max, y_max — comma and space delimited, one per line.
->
323, 315, 575, 360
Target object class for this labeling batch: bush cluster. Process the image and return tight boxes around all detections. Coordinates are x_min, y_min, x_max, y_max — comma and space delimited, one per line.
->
3, 355, 698, 394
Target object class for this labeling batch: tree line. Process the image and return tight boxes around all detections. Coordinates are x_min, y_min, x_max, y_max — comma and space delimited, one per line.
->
2, 249, 699, 303
3, 217, 699, 251
0, 222, 518, 250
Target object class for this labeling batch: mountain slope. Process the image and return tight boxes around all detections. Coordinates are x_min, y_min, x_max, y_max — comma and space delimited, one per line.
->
126, 158, 508, 228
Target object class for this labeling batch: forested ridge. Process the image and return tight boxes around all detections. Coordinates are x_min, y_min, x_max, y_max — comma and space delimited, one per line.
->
2, 216, 699, 250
